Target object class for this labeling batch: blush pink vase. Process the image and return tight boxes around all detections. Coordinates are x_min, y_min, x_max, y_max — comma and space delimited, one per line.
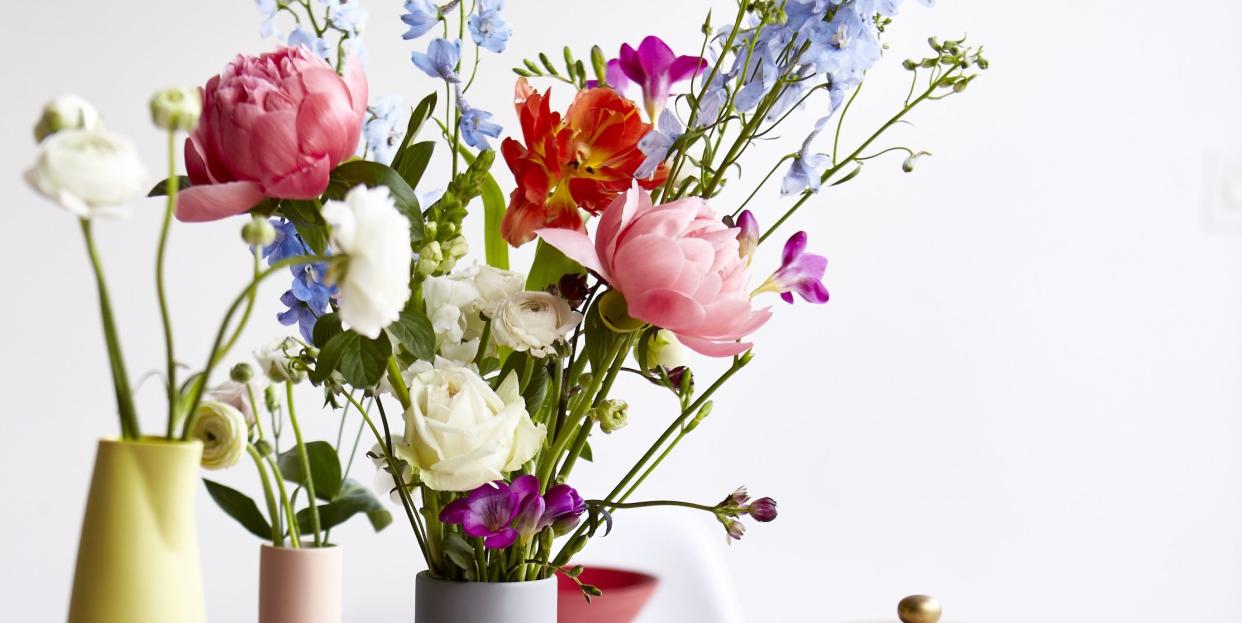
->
259, 545, 343, 623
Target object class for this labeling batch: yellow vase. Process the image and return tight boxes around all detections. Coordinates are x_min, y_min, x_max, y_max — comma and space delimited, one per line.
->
67, 438, 206, 623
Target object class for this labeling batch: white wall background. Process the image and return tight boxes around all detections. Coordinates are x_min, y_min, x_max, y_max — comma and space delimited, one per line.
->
3, 1, 1242, 621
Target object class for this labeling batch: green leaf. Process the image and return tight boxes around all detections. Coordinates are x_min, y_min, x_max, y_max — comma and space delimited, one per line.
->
313, 329, 393, 387
526, 239, 583, 291
580, 442, 593, 462
147, 176, 192, 198
394, 141, 435, 191
391, 92, 438, 171
442, 531, 477, 578
277, 441, 343, 501
294, 480, 392, 533
280, 199, 330, 255
203, 478, 272, 540
387, 308, 436, 361
324, 161, 424, 246
312, 313, 344, 350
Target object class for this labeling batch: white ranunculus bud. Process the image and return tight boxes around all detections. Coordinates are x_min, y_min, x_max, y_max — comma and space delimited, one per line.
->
639, 329, 689, 370
394, 362, 544, 491
33, 95, 101, 143
242, 215, 277, 247
322, 185, 413, 339
254, 337, 307, 383
191, 401, 248, 470
149, 86, 202, 132
25, 128, 145, 219
491, 291, 581, 358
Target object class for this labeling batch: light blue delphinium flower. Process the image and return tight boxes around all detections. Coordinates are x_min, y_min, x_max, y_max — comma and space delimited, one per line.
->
636, 109, 684, 179
263, 219, 309, 264
256, 0, 280, 38
288, 27, 333, 61
401, 0, 441, 40
780, 116, 832, 196
468, 0, 513, 54
411, 38, 462, 83
329, 1, 368, 36
264, 220, 337, 341
457, 95, 503, 150
364, 95, 406, 164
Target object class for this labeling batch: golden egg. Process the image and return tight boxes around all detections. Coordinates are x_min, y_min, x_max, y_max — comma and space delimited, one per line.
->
897, 595, 942, 623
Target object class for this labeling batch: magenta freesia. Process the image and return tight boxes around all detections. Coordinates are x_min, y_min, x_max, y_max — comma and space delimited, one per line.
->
537, 184, 771, 357
176, 46, 368, 222
754, 231, 830, 304
439, 476, 587, 549
605, 36, 706, 120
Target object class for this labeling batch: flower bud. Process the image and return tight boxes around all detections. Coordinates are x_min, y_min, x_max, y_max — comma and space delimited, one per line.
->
902, 151, 930, 173
254, 337, 307, 383
417, 240, 444, 276
902, 59, 918, 71
593, 399, 629, 433
33, 95, 101, 143
722, 517, 745, 541
230, 362, 254, 383
684, 400, 712, 432
746, 497, 778, 523
590, 45, 609, 87
556, 273, 589, 307
639, 329, 689, 370
149, 86, 202, 132
264, 384, 281, 412
253, 439, 274, 457
242, 216, 277, 247
598, 289, 645, 333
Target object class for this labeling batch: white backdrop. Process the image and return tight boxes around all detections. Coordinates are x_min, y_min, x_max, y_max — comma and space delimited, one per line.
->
3, 1, 1242, 621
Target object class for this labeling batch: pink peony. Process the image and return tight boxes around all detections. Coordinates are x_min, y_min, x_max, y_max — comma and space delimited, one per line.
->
176, 47, 368, 222
537, 185, 771, 357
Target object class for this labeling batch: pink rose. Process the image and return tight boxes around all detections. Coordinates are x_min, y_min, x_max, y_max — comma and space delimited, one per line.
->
537, 185, 771, 357
176, 47, 368, 222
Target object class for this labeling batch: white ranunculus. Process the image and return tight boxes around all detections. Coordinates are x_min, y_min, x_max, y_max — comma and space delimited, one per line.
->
323, 185, 413, 339
25, 128, 145, 218
395, 361, 544, 491
639, 329, 689, 370
491, 291, 580, 358
470, 265, 526, 315
254, 337, 307, 383
191, 401, 248, 470
421, 264, 525, 364
33, 94, 101, 142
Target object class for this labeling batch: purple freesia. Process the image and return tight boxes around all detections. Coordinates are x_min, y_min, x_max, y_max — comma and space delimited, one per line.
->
753, 232, 830, 304
440, 476, 586, 548
609, 36, 706, 120
734, 210, 759, 261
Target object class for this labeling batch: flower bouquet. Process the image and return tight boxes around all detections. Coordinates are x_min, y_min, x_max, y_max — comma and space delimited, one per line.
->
27, 0, 987, 620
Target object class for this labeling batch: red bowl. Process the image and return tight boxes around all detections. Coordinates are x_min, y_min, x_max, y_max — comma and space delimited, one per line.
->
557, 566, 659, 623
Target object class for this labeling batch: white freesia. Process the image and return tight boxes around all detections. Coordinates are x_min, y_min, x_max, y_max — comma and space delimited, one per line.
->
191, 401, 248, 470
395, 361, 544, 491
33, 94, 101, 142
323, 184, 412, 339
25, 128, 145, 219
491, 291, 580, 358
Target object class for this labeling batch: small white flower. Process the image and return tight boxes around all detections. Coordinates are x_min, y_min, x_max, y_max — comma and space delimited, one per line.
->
25, 128, 145, 219
394, 361, 544, 491
491, 291, 581, 358
470, 265, 526, 315
253, 337, 307, 383
149, 86, 202, 132
191, 401, 248, 470
33, 94, 101, 142
205, 379, 266, 425
421, 264, 526, 364
322, 185, 413, 339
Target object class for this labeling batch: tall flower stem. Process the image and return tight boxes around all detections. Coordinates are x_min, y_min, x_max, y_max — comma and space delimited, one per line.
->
179, 254, 338, 440
247, 443, 283, 547
592, 499, 718, 513
79, 219, 140, 439
286, 381, 322, 547
157, 129, 180, 439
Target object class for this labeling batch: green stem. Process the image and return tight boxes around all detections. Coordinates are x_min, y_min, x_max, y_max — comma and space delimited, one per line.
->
593, 499, 718, 513
220, 251, 261, 362
386, 356, 412, 411
179, 254, 337, 440
157, 130, 179, 439
79, 219, 140, 439
473, 318, 492, 368
286, 381, 322, 547
267, 452, 300, 548
248, 444, 283, 547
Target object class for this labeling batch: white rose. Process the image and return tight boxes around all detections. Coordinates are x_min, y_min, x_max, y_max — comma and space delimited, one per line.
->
322, 184, 412, 339
639, 329, 689, 370
254, 337, 307, 383
191, 401, 248, 470
25, 128, 145, 219
33, 94, 101, 142
491, 292, 581, 358
395, 362, 544, 491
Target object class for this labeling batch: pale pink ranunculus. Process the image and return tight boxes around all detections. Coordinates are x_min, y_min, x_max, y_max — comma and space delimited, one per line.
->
537, 185, 771, 357
176, 47, 368, 222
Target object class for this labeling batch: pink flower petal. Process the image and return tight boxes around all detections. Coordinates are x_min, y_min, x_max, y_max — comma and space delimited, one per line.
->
175, 181, 265, 222
636, 36, 677, 75
676, 334, 753, 357
669, 55, 708, 83
611, 234, 685, 294
264, 154, 330, 199
535, 228, 610, 282
628, 288, 706, 333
